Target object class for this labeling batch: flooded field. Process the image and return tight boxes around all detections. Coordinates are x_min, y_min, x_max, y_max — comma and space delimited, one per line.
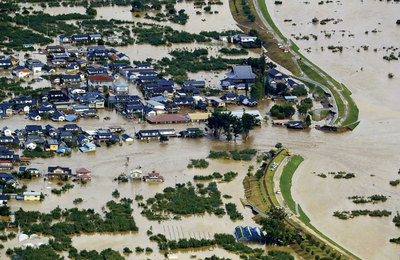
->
266, 0, 400, 259
2, 0, 400, 259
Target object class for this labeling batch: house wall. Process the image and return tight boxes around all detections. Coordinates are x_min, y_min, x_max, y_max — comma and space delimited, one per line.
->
24, 195, 40, 201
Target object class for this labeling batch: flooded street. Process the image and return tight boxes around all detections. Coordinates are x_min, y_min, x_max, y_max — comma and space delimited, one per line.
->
1, 0, 400, 258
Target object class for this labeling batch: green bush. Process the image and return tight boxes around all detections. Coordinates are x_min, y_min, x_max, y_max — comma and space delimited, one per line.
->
188, 159, 209, 168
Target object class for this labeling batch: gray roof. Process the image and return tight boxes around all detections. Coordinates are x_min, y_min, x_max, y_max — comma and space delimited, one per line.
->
47, 139, 59, 145
226, 65, 256, 80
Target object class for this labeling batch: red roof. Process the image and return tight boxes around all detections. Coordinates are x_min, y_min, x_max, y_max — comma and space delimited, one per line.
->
76, 168, 91, 174
147, 114, 190, 124
109, 54, 119, 60
62, 110, 76, 115
17, 69, 31, 73
88, 75, 113, 82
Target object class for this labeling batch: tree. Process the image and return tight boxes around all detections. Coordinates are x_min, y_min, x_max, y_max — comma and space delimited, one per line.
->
297, 104, 308, 115
97, 39, 105, 45
86, 7, 97, 17
159, 135, 169, 143
100, 248, 124, 259
291, 86, 307, 96
231, 117, 243, 142
151, 0, 162, 10
226, 129, 232, 141
305, 115, 311, 127
250, 77, 265, 100
242, 113, 259, 138
207, 111, 234, 139
270, 104, 295, 119
131, 0, 143, 11
248, 14, 255, 22
276, 83, 288, 95
123, 247, 132, 254
259, 53, 266, 75
207, 111, 259, 141
275, 143, 282, 149
260, 207, 298, 246
0, 205, 10, 216
255, 169, 264, 180
249, 29, 259, 37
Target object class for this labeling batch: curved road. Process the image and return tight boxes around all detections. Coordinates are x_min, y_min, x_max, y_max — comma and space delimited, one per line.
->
252, 0, 348, 127
292, 76, 339, 125
248, 1, 355, 256
260, 150, 301, 231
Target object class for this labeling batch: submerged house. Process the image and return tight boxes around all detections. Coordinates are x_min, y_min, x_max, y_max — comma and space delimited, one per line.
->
75, 168, 91, 179
143, 172, 164, 182
23, 191, 41, 201
136, 129, 160, 140
130, 169, 142, 180
121, 134, 134, 142
47, 166, 72, 178
225, 65, 256, 85
79, 142, 96, 153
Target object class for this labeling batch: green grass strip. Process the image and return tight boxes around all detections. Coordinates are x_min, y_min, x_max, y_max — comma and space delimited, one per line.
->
280, 155, 304, 214
341, 84, 359, 129
279, 155, 361, 260
298, 205, 361, 260
297, 60, 345, 123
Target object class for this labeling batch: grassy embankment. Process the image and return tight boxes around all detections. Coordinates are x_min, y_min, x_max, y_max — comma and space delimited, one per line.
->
297, 60, 345, 122
257, 0, 287, 43
243, 152, 357, 259
280, 155, 304, 214
228, 0, 301, 75
341, 85, 360, 130
298, 61, 360, 129
243, 149, 287, 213
280, 156, 361, 260
264, 150, 287, 206
254, 1, 359, 129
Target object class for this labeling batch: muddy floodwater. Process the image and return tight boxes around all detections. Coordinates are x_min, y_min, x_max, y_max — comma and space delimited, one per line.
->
266, 0, 400, 259
2, 0, 400, 259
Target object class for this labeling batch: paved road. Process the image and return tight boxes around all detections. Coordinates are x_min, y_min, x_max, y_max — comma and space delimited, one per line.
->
252, 0, 283, 43
241, 198, 269, 218
292, 76, 339, 126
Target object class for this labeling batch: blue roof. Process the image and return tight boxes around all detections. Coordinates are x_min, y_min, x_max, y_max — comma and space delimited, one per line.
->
65, 115, 79, 122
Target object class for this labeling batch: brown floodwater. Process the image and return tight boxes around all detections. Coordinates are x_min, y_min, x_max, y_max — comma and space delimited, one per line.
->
2, 0, 400, 259
266, 0, 400, 259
